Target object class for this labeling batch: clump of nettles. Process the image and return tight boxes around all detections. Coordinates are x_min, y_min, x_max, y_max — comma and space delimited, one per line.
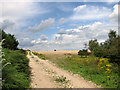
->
0, 39, 3, 88
0, 39, 11, 69
0, 39, 11, 87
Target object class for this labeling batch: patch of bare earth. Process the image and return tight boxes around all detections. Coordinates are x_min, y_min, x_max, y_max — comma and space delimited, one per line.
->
27, 51, 101, 88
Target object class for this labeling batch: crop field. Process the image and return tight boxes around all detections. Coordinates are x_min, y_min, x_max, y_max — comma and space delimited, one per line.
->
33, 50, 79, 55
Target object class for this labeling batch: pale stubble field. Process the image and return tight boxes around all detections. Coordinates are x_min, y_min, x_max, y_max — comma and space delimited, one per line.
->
33, 50, 79, 55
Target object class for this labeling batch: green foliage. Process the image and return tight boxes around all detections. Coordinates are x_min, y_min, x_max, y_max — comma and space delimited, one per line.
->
55, 76, 68, 83
88, 30, 120, 64
32, 52, 46, 60
78, 49, 87, 57
0, 29, 30, 88
88, 39, 99, 52
56, 55, 119, 88
2, 48, 30, 89
1, 29, 19, 50
29, 51, 32, 56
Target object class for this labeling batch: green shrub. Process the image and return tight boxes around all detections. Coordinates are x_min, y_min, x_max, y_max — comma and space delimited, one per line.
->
88, 30, 120, 64
78, 49, 87, 57
32, 52, 46, 60
1, 29, 19, 50
2, 48, 30, 89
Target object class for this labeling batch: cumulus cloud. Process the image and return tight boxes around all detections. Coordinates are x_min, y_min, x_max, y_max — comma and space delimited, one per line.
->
57, 29, 66, 35
83, 0, 119, 2
40, 35, 48, 41
74, 5, 86, 11
2, 0, 119, 2
78, 22, 102, 30
54, 21, 110, 46
0, 19, 15, 30
0, 1, 51, 46
26, 18, 55, 33
109, 4, 119, 22
1, 2, 48, 21
71, 5, 111, 20
0, 2, 50, 36
70, 24, 77, 26
58, 18, 68, 24
26, 20, 116, 51
18, 37, 34, 47
31, 35, 48, 44
1, 1, 118, 51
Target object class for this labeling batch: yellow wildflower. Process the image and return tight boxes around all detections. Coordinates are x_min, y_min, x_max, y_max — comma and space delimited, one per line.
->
100, 58, 104, 61
106, 64, 112, 67
107, 76, 110, 78
105, 71, 111, 73
106, 68, 110, 71
86, 60, 88, 62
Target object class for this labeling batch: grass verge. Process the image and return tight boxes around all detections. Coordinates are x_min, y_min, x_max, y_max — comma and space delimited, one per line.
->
2, 48, 30, 89
45, 54, 120, 88
29, 51, 32, 56
32, 52, 46, 60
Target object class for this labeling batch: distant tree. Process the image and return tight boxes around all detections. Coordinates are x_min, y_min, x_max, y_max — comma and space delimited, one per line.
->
54, 49, 56, 51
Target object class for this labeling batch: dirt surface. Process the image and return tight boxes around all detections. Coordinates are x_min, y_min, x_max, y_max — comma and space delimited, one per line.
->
33, 50, 79, 55
27, 51, 101, 88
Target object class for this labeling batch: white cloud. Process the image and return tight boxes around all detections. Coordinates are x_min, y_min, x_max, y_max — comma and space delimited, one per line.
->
2, 0, 119, 2
57, 29, 66, 35
71, 5, 111, 20
1, 2, 47, 21
109, 4, 119, 22
58, 18, 68, 24
0, 19, 15, 30
26, 18, 55, 33
18, 37, 34, 47
53, 21, 110, 48
74, 5, 86, 12
40, 35, 48, 41
0, 2, 50, 34
1, 0, 119, 3
70, 24, 77, 26
83, 0, 119, 2
1, 2, 118, 51
26, 20, 117, 51
31, 35, 48, 44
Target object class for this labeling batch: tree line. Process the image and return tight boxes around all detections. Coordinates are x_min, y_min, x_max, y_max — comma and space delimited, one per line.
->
88, 30, 120, 64
0, 29, 19, 50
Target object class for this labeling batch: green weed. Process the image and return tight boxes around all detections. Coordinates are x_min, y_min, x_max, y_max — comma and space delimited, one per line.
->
36, 60, 39, 62
29, 51, 32, 56
46, 54, 120, 88
2, 48, 30, 89
32, 52, 46, 60
55, 76, 69, 83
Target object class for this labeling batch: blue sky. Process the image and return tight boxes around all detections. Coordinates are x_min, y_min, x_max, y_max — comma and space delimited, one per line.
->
0, 1, 119, 51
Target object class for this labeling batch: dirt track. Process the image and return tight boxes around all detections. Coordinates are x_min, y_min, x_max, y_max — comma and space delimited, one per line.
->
27, 51, 101, 88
